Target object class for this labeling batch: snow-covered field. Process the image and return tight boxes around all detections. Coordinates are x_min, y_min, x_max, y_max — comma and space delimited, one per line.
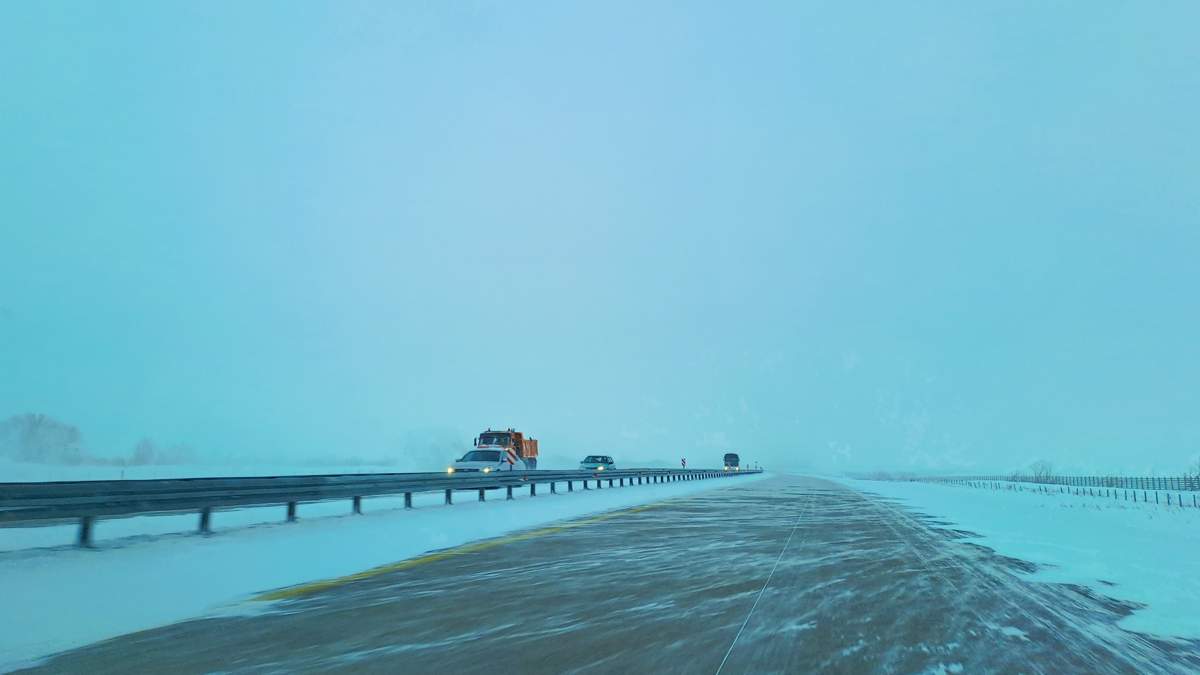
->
0, 470, 768, 670
835, 477, 1200, 641
0, 458, 422, 483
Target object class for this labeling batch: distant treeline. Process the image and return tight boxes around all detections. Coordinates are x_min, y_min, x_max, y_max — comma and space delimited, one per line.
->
0, 413, 195, 466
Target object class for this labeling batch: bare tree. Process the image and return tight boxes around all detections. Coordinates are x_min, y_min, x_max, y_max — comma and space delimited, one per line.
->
0, 413, 84, 463
131, 438, 157, 465
1028, 460, 1054, 483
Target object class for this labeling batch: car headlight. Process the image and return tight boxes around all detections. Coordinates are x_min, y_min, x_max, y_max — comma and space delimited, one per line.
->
483, 467, 491, 474
597, 465, 605, 471
447, 467, 455, 474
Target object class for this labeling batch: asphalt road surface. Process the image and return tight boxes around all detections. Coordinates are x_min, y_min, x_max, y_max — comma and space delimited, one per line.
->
22, 476, 1200, 674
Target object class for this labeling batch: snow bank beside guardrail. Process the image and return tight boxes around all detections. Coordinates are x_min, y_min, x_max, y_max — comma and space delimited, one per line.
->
836, 477, 1200, 640
0, 471, 767, 670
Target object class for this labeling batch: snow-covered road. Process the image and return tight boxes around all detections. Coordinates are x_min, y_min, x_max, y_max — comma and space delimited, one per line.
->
18, 475, 1199, 674
0, 471, 765, 670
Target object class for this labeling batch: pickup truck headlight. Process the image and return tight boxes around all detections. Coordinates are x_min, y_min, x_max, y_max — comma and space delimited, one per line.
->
447, 467, 455, 474
483, 467, 491, 474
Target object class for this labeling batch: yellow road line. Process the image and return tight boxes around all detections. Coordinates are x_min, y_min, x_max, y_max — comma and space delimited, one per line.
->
256, 501, 666, 601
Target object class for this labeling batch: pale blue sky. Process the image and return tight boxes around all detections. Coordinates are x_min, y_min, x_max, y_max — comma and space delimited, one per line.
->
2, 2, 1198, 473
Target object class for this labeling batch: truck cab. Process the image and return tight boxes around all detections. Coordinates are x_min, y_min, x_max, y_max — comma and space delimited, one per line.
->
724, 453, 740, 470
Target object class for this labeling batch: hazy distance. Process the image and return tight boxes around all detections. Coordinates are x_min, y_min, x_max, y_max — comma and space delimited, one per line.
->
2, 2, 1198, 475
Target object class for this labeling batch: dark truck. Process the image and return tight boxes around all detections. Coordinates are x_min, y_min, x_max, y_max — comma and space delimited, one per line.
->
723, 453, 740, 470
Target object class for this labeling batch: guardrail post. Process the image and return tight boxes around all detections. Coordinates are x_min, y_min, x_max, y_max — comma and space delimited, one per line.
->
568, 480, 574, 492
550, 481, 557, 494
445, 489, 453, 505
583, 479, 590, 490
286, 502, 297, 522
405, 492, 413, 509
507, 486, 514, 500
619, 478, 625, 487
352, 496, 362, 514
608, 478, 614, 488
478, 488, 486, 502
199, 507, 212, 534
530, 483, 537, 497
78, 516, 94, 547
596, 478, 602, 489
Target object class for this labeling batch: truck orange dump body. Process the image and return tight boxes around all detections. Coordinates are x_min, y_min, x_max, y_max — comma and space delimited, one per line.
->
476, 428, 539, 468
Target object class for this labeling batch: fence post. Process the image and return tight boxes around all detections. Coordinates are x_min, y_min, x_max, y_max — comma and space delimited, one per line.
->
507, 485, 514, 500
352, 496, 362, 514
286, 502, 297, 522
199, 507, 212, 533
530, 483, 537, 497
78, 516, 94, 548
478, 488, 486, 502
405, 492, 413, 509
568, 480, 574, 492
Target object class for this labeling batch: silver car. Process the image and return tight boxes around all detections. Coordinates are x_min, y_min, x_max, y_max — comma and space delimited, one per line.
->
579, 455, 615, 471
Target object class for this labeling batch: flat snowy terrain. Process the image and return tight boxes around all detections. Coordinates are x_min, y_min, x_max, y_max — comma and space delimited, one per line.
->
0, 458, 415, 483
836, 477, 1200, 640
0, 459, 433, 552
0, 470, 766, 670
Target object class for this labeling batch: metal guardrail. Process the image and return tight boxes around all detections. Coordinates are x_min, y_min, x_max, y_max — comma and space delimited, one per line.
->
0, 468, 762, 546
906, 474, 1200, 492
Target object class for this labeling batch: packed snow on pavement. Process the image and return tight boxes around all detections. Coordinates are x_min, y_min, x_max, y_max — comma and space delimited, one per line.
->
0, 469, 767, 670
835, 477, 1200, 641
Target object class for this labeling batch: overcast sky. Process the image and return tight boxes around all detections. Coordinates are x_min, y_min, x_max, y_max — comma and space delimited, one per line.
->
2, 2, 1198, 474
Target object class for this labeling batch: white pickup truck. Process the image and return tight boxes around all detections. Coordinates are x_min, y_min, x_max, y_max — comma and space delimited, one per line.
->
448, 449, 520, 474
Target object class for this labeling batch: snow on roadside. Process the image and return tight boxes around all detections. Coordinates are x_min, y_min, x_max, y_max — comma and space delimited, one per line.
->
0, 473, 768, 670
834, 477, 1200, 640
0, 458, 418, 483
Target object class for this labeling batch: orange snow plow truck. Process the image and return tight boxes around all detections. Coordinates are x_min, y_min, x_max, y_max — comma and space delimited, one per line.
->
472, 428, 539, 470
